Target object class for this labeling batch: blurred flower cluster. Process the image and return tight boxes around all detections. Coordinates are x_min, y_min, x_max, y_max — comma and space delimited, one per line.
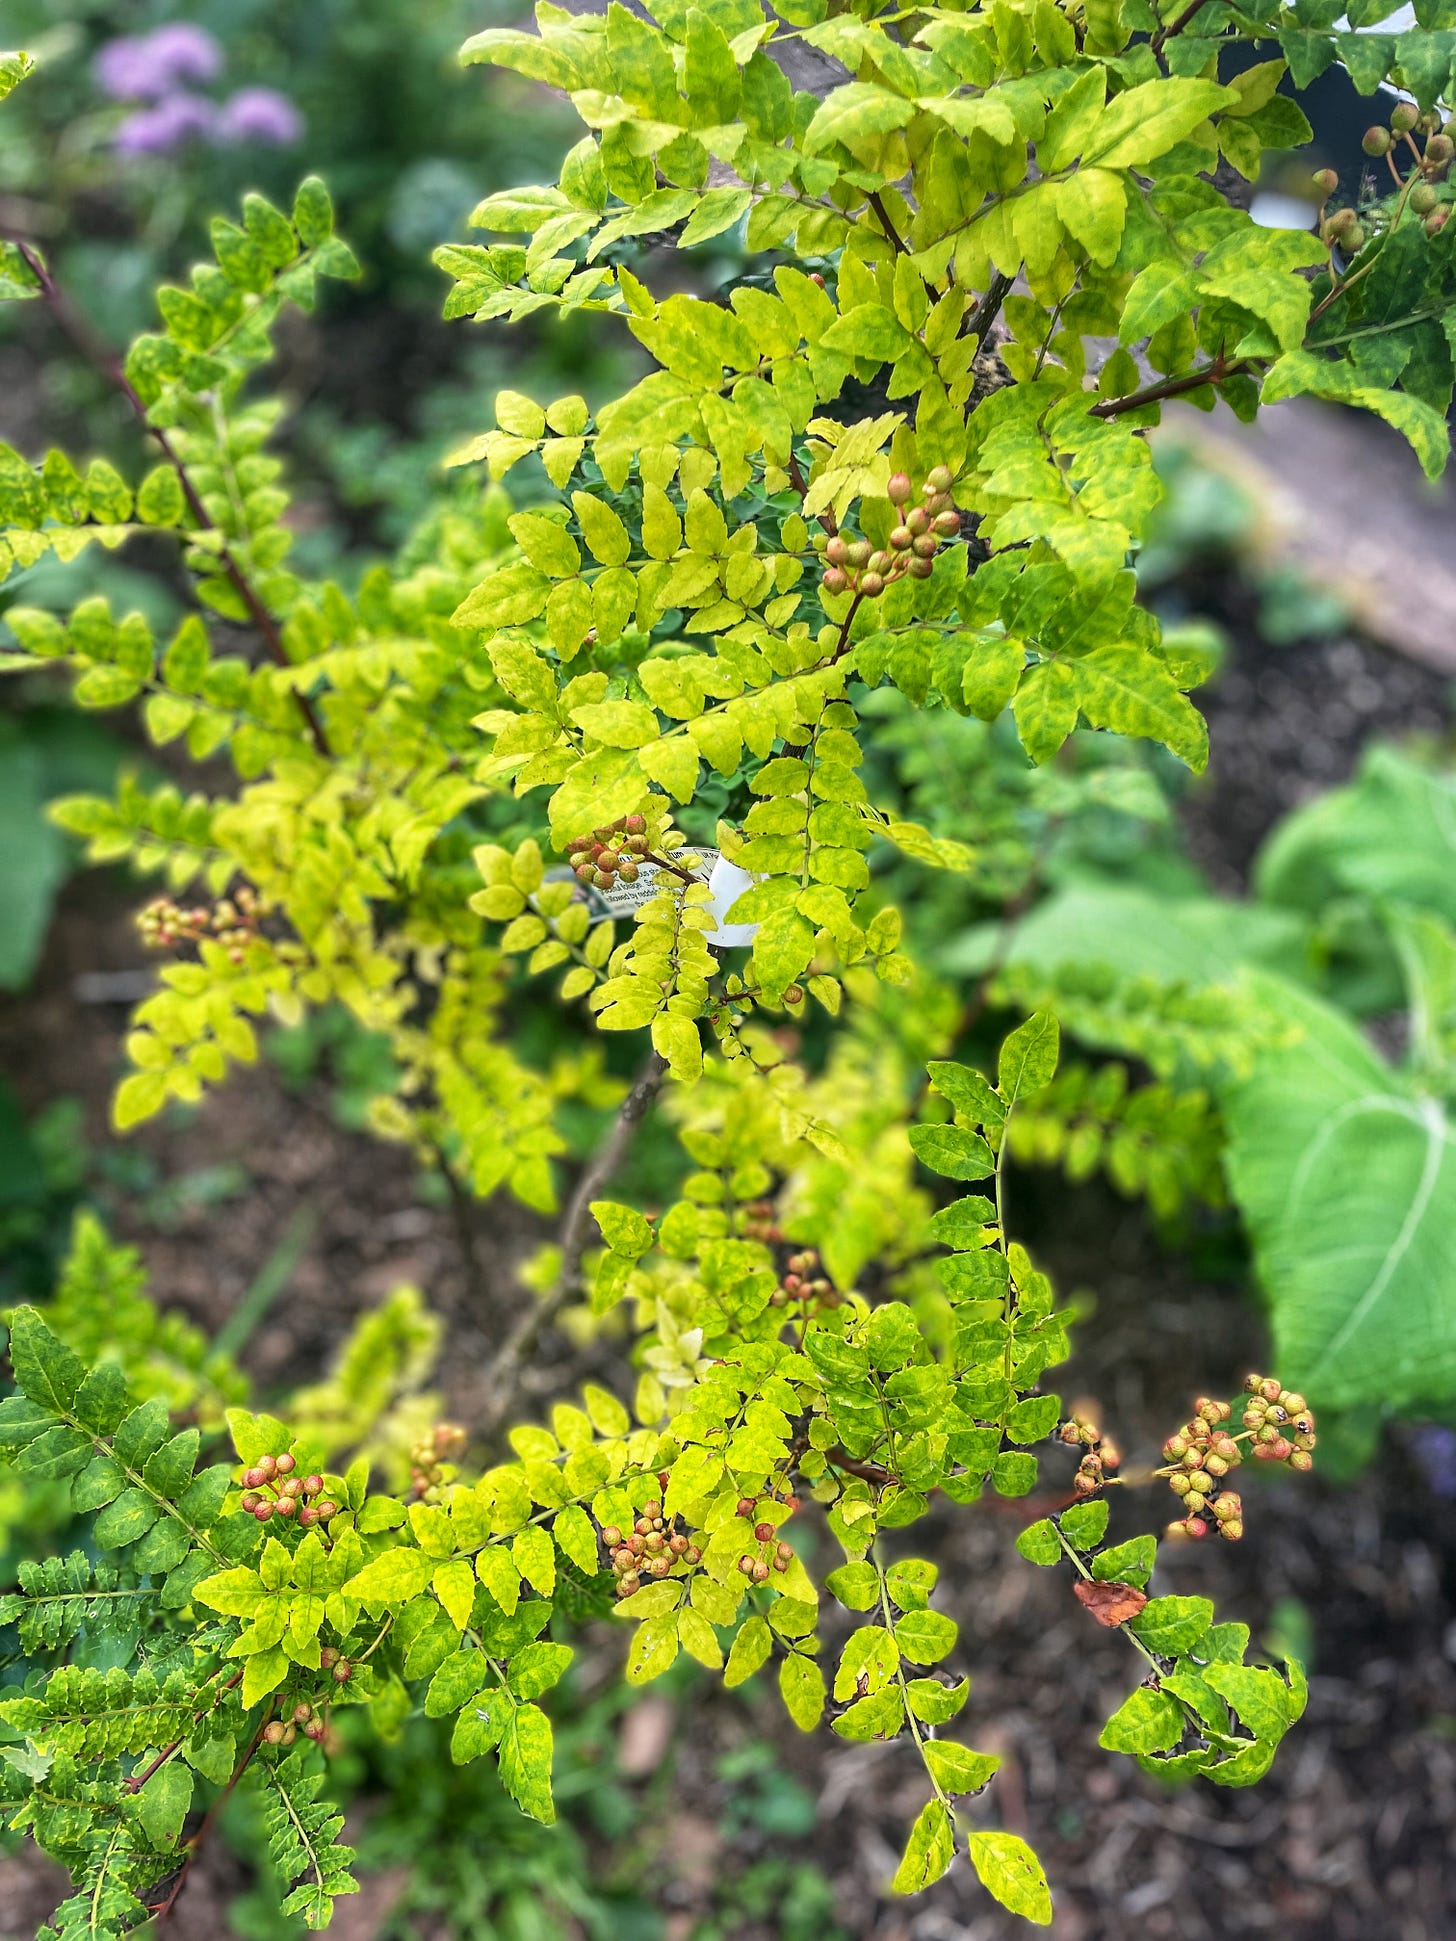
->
95, 22, 302, 155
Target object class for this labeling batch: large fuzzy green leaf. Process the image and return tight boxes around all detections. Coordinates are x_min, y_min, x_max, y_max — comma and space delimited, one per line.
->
1220, 975, 1456, 1412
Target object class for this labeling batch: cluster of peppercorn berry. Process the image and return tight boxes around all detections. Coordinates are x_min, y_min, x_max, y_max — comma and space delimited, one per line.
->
1322, 102, 1453, 246
239, 1451, 337, 1526
1241, 1374, 1317, 1471
816, 466, 960, 602
737, 1198, 785, 1245
409, 1422, 467, 1504
1160, 1396, 1245, 1541
137, 884, 272, 966
733, 1491, 796, 1583
565, 814, 652, 891
768, 1246, 840, 1311
600, 1473, 702, 1599
1057, 1413, 1122, 1497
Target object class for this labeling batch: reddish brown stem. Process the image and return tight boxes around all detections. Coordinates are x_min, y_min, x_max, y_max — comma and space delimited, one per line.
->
1089, 351, 1249, 420
8, 236, 329, 758
126, 1670, 245, 1793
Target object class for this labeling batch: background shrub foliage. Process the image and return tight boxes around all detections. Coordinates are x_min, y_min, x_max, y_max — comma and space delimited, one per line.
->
0, 1, 1453, 1929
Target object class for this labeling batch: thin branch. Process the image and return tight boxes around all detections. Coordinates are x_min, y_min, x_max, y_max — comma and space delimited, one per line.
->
6, 236, 329, 758
476, 1049, 668, 1436
1089, 351, 1250, 420
1152, 0, 1211, 54
865, 191, 939, 304
865, 190, 910, 258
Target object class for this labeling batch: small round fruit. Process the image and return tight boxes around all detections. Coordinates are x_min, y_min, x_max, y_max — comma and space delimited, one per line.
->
1312, 166, 1338, 197
275, 1452, 296, 1475
1363, 125, 1392, 156
845, 539, 870, 569
825, 535, 849, 566
822, 567, 847, 595
887, 472, 912, 505
925, 465, 954, 492
860, 571, 885, 597
1410, 182, 1439, 213
1392, 101, 1420, 133
932, 509, 961, 537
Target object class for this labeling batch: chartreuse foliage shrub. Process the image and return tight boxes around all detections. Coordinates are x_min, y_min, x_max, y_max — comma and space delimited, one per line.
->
0, 3, 1449, 1928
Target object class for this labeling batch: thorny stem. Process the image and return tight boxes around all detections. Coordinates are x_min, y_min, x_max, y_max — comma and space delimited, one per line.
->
1089, 350, 1250, 420
476, 1048, 668, 1436
150, 1706, 274, 1922
125, 1668, 244, 1794
5, 236, 330, 759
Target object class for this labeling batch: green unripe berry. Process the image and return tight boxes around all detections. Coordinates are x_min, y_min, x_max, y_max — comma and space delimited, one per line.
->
825, 535, 849, 566
907, 556, 934, 579
822, 566, 847, 595
1344, 222, 1368, 250
890, 525, 913, 551
281, 1724, 297, 1745
912, 533, 938, 558
905, 506, 930, 536
931, 509, 961, 537
320, 1647, 339, 1669
1427, 133, 1454, 166
925, 465, 954, 492
333, 1660, 353, 1682
1363, 126, 1392, 156
1392, 101, 1420, 133
1312, 166, 1338, 197
1289, 1448, 1314, 1472
887, 471, 913, 504
860, 571, 885, 597
1409, 182, 1439, 213
845, 539, 870, 568
264, 1720, 287, 1745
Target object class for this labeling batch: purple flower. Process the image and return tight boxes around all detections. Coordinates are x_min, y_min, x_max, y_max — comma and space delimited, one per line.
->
215, 87, 303, 147
94, 23, 222, 102
1411, 1425, 1456, 1499
113, 93, 217, 156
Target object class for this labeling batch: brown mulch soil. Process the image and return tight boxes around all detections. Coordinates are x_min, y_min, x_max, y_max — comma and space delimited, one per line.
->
4, 601, 1456, 1938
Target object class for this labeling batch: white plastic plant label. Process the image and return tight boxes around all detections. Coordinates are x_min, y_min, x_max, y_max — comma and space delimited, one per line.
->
541, 847, 762, 949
